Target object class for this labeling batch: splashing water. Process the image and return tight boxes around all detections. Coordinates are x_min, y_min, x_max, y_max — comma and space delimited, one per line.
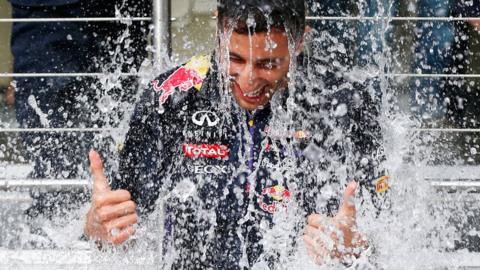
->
1, 1, 480, 269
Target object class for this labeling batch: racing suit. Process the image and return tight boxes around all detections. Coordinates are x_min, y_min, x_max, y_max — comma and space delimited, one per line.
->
112, 54, 387, 269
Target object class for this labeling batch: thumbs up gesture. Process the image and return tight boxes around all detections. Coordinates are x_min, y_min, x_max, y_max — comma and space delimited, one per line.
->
84, 150, 138, 245
303, 182, 368, 265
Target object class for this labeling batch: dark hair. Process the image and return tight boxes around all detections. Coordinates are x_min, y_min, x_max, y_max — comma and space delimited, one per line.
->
217, 0, 306, 41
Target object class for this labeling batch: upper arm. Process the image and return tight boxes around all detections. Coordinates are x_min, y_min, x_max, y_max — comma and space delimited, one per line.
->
112, 90, 168, 215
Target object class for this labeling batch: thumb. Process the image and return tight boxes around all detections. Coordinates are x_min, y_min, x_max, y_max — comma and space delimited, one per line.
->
89, 150, 110, 194
338, 181, 357, 219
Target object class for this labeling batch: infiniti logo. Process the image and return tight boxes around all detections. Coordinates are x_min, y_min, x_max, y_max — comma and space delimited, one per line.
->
192, 111, 220, 127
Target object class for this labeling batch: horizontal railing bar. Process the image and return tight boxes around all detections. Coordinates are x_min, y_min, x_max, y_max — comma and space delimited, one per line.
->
385, 73, 480, 78
3, 73, 480, 78
0, 179, 90, 191
416, 128, 480, 133
429, 180, 480, 188
0, 128, 123, 133
0, 72, 140, 78
1, 16, 478, 24
0, 179, 479, 191
306, 16, 480, 22
0, 17, 152, 23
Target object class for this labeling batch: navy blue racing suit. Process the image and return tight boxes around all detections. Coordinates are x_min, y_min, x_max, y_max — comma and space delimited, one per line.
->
112, 54, 387, 269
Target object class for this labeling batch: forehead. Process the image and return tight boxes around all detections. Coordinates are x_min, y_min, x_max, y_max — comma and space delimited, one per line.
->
227, 30, 290, 57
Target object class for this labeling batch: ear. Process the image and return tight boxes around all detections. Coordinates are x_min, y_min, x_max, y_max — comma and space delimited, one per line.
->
295, 26, 309, 55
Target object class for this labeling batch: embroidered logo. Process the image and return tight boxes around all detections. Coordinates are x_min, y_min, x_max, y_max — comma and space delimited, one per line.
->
182, 144, 229, 159
375, 176, 389, 193
151, 55, 210, 105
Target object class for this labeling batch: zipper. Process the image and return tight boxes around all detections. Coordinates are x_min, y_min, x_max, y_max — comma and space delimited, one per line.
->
247, 112, 255, 171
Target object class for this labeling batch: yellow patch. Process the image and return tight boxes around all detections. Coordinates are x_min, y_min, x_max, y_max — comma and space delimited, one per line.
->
295, 130, 307, 139
249, 120, 254, 127
375, 176, 389, 193
184, 55, 210, 91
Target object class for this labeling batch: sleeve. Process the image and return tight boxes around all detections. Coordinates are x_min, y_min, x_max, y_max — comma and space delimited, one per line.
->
110, 80, 173, 216
346, 82, 390, 213
294, 66, 389, 216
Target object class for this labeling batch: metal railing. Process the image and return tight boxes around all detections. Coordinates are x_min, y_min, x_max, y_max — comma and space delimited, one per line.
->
2, 3, 480, 190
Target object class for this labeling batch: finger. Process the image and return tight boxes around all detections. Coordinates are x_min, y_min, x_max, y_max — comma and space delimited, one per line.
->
304, 225, 317, 238
95, 200, 137, 223
307, 213, 328, 228
338, 181, 357, 218
303, 235, 328, 265
110, 226, 136, 245
303, 234, 316, 249
93, 190, 132, 209
104, 213, 138, 234
304, 225, 324, 239
89, 149, 110, 194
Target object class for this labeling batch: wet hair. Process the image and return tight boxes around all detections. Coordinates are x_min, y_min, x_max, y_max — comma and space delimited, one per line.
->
217, 0, 306, 42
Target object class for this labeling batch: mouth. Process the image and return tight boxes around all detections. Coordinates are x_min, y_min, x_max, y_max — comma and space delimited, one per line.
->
243, 86, 266, 98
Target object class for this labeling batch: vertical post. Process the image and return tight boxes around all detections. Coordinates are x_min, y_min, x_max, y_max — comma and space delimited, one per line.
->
153, 0, 171, 68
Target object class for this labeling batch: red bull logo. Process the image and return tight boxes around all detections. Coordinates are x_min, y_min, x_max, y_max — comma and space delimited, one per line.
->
258, 185, 291, 214
152, 67, 204, 105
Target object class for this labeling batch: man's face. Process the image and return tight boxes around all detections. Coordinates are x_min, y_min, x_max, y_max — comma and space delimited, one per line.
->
224, 29, 293, 111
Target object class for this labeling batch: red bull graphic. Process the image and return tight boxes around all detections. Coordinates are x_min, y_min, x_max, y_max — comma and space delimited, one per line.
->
182, 144, 229, 159
246, 183, 291, 214
151, 55, 210, 105
152, 67, 204, 104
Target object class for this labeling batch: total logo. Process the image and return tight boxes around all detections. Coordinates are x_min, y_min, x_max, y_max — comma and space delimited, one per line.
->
183, 144, 229, 159
193, 165, 228, 175
192, 111, 219, 127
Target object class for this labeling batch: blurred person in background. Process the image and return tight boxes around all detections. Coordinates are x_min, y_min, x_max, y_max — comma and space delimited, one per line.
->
307, 0, 456, 121
8, 0, 150, 246
445, 1, 480, 128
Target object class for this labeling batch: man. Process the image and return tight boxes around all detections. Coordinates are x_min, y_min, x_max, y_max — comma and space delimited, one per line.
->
85, 0, 386, 268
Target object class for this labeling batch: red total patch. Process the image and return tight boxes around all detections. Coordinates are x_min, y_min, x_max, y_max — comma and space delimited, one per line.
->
182, 144, 229, 159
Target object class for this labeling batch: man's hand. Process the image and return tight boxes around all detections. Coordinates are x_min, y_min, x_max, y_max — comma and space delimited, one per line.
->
6, 82, 15, 108
84, 150, 138, 245
303, 181, 368, 265
470, 20, 480, 32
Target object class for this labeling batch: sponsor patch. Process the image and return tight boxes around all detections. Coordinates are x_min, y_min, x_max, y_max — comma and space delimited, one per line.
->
183, 144, 229, 159
193, 165, 228, 175
192, 111, 220, 127
247, 183, 291, 214
151, 55, 210, 105
375, 176, 389, 193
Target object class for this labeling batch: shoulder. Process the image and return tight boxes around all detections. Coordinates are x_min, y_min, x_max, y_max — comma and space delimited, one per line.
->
128, 54, 213, 136
147, 55, 212, 110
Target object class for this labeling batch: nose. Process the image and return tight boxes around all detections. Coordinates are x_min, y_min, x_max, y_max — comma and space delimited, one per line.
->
233, 63, 258, 92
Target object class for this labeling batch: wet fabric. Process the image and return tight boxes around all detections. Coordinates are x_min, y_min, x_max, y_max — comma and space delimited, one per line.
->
113, 54, 386, 269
